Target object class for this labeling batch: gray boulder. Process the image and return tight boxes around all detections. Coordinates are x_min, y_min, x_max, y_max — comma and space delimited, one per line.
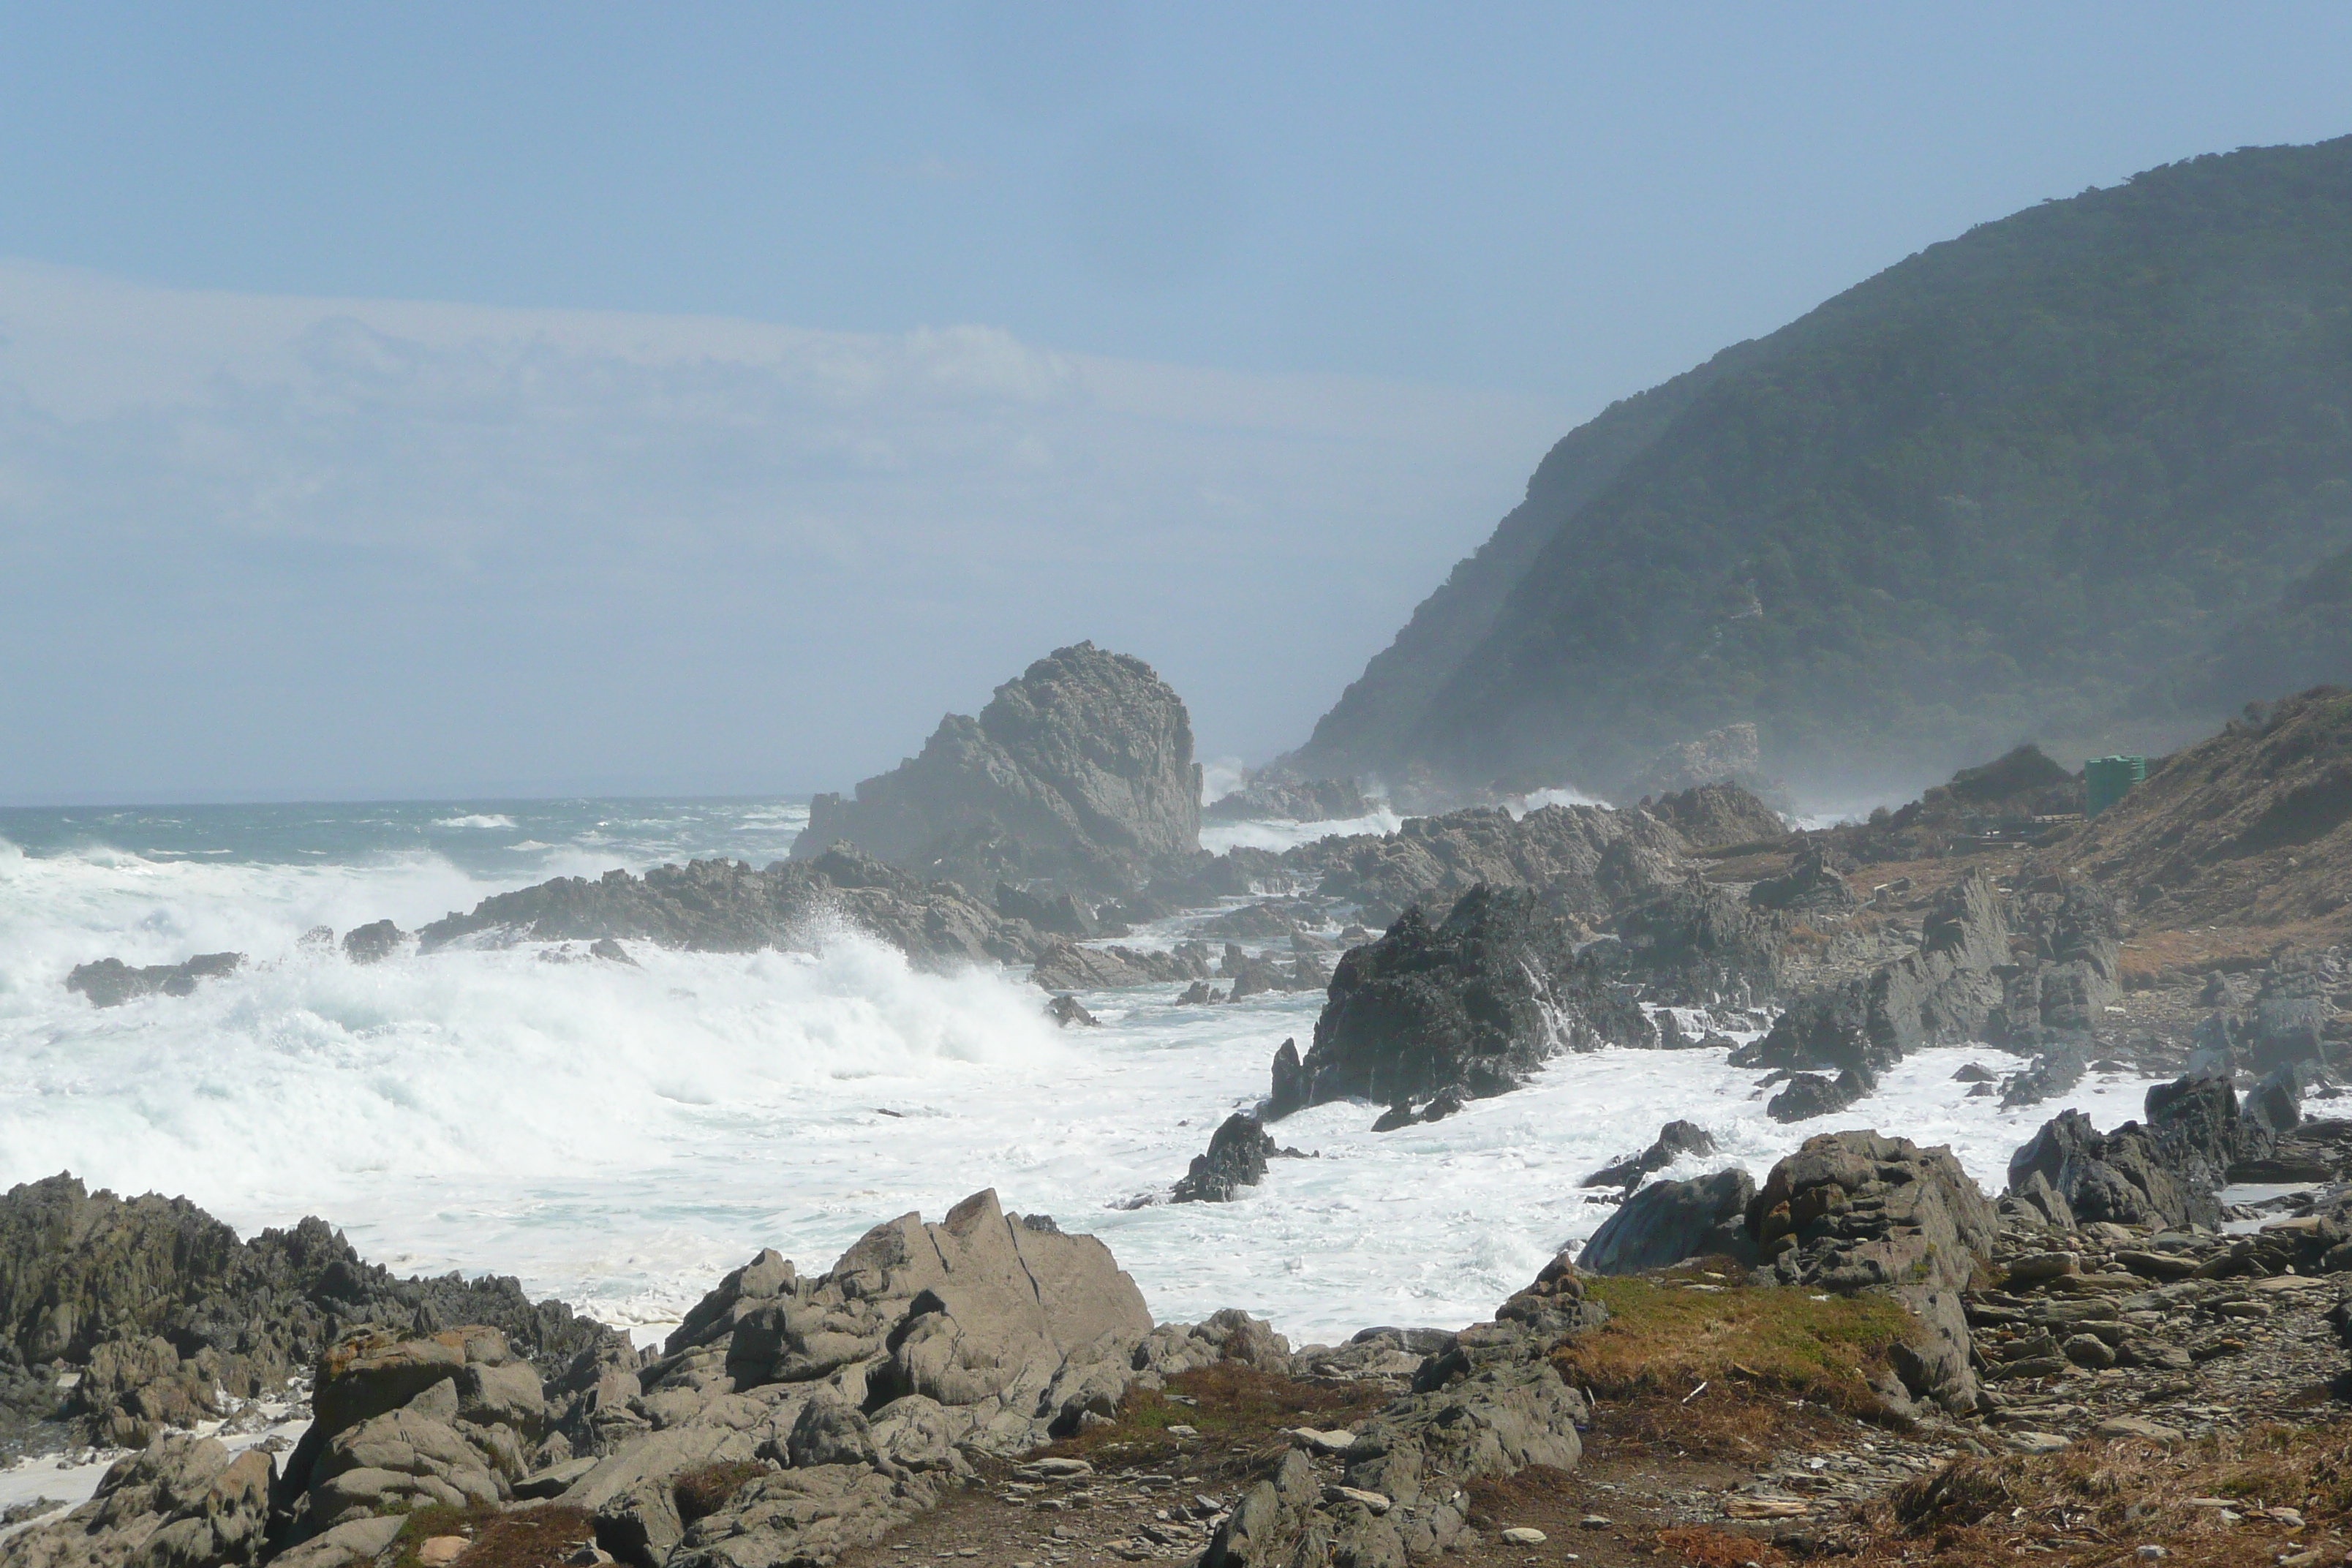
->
0, 1437, 272, 1568
792, 642, 1203, 898
1578, 1169, 1757, 1274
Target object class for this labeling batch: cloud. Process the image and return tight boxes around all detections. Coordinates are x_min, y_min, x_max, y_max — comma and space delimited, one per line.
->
0, 260, 1568, 802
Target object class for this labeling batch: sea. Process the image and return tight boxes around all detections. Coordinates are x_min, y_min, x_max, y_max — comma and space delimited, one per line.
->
0, 797, 2170, 1349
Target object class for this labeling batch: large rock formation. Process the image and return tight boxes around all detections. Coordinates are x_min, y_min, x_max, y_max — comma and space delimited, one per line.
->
1745, 1131, 1999, 1413
0, 1436, 272, 1568
1287, 885, 1654, 1121
1204, 777, 1370, 823
562, 1189, 1155, 1568
2005, 1069, 2274, 1231
0, 1175, 620, 1452
1273, 800, 1690, 930
792, 643, 1203, 898
1732, 871, 2010, 1091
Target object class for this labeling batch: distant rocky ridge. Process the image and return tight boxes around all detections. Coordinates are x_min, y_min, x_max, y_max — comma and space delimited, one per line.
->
791, 643, 1202, 900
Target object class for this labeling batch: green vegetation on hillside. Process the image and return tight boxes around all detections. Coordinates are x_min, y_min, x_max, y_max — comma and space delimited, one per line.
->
1295, 137, 2352, 798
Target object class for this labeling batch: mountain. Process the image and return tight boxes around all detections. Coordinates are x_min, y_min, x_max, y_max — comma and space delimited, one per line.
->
1292, 137, 2352, 801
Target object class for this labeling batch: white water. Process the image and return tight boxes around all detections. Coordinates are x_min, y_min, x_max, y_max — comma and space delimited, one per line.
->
0, 808, 2173, 1348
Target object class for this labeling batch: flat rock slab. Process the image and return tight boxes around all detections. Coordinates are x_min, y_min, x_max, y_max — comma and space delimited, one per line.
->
2007, 1431, 2073, 1455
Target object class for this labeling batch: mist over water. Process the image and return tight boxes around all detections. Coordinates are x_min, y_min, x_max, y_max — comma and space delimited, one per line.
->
0, 800, 2167, 1345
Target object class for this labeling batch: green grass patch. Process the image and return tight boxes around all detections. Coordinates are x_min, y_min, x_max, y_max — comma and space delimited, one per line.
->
1556, 1274, 1916, 1418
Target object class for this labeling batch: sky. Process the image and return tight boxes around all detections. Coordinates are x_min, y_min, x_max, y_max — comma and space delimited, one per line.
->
2, 3, 2349, 802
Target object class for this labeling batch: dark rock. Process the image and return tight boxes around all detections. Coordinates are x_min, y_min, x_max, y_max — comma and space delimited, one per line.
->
64, 952, 243, 1009
589, 938, 637, 965
1953, 1062, 1997, 1082
1172, 1115, 1278, 1203
1579, 1169, 1757, 1274
1991, 877, 2124, 1043
0, 1173, 622, 1449
1044, 994, 1098, 1028
791, 642, 1202, 898
1999, 1046, 2087, 1109
1266, 1039, 1306, 1120
1582, 1120, 1716, 1188
1768, 1068, 1874, 1123
1295, 884, 1653, 1112
341, 920, 402, 965
2004, 1071, 2263, 1231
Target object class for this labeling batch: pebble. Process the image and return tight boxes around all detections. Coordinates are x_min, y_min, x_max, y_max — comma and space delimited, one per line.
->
2005, 1432, 2072, 1455
1580, 1515, 1613, 1529
1501, 1526, 1548, 1545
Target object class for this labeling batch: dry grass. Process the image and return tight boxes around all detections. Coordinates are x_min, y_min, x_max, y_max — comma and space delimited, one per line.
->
388, 1504, 592, 1568
1555, 1275, 1917, 1422
1870, 1418, 2352, 1568
1656, 1524, 1792, 1567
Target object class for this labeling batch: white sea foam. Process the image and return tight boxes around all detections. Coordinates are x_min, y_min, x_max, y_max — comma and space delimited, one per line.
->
1198, 809, 1405, 856
434, 814, 520, 829
0, 819, 2174, 1349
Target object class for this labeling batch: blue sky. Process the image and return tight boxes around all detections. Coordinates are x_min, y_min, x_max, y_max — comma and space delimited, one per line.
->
1, 4, 2348, 801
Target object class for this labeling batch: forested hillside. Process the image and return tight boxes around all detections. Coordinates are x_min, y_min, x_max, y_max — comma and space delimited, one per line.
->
1292, 137, 2352, 799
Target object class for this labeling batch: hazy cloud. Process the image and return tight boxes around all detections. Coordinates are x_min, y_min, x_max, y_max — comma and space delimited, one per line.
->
0, 261, 1566, 802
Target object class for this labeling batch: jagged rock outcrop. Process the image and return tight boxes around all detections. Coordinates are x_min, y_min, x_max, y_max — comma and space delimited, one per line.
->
1747, 845, 1860, 916
1205, 777, 1371, 823
565, 1190, 1154, 1568
413, 846, 1053, 970
276, 1325, 544, 1541
63, 954, 242, 1009
1990, 875, 2124, 1046
1170, 1114, 1301, 1204
791, 643, 1203, 898
1602, 880, 1784, 1006
0, 1175, 620, 1450
1288, 885, 1654, 1120
2005, 1069, 2275, 1231
1202, 1314, 1588, 1568
1733, 871, 2009, 1085
1276, 801, 1689, 929
1578, 1169, 1757, 1275
1745, 1131, 1998, 1413
1027, 941, 1210, 992
1643, 781, 1787, 849
0, 1436, 272, 1568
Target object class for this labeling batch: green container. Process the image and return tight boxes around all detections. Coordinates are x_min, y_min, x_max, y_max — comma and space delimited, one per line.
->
2084, 755, 2146, 819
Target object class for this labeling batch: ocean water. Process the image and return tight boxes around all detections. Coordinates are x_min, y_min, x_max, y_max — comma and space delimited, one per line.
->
0, 799, 2168, 1347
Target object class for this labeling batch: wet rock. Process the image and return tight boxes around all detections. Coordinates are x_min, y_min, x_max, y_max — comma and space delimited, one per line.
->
1578, 1169, 1757, 1274
419, 847, 1052, 972
1294, 884, 1653, 1112
2000, 1045, 2088, 1109
1767, 1068, 1874, 1123
1581, 1120, 1716, 1189
64, 952, 243, 1009
1044, 994, 1098, 1028
340, 921, 402, 965
1031, 942, 1210, 992
994, 883, 1100, 939
1267, 1039, 1306, 1120
1172, 1115, 1285, 1204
